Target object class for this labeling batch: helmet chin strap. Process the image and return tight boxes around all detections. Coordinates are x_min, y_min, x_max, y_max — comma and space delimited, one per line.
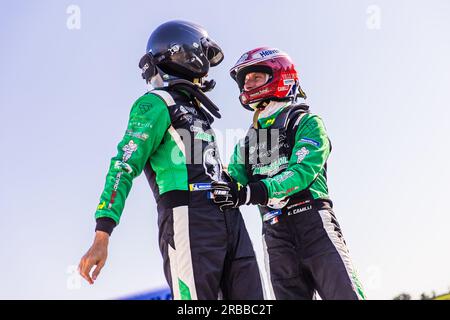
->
248, 98, 271, 111
252, 109, 261, 129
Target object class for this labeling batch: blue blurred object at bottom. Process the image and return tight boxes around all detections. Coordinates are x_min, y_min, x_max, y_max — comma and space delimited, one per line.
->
120, 287, 172, 300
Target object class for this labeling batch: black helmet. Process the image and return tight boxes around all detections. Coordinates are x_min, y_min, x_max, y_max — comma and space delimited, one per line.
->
139, 20, 224, 83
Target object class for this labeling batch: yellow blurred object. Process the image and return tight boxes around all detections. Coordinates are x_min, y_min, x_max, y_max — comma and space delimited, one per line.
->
434, 293, 450, 300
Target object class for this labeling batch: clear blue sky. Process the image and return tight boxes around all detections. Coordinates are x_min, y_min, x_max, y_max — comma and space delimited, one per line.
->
1, 0, 450, 299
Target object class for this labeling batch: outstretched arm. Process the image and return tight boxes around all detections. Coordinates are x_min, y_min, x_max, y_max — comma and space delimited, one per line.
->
78, 94, 171, 284
94, 94, 171, 234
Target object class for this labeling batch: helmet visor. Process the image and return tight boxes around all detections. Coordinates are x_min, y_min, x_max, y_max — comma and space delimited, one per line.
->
236, 65, 273, 90
201, 37, 224, 66
243, 72, 271, 91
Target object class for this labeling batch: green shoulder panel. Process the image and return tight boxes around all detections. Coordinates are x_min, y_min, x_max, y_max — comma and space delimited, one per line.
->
262, 113, 331, 202
94, 93, 171, 224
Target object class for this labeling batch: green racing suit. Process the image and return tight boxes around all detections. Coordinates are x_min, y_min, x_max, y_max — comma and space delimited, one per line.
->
92, 88, 264, 300
94, 93, 172, 225
228, 104, 331, 206
227, 102, 365, 300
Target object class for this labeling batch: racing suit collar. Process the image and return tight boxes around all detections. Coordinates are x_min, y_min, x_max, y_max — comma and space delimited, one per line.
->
258, 100, 292, 120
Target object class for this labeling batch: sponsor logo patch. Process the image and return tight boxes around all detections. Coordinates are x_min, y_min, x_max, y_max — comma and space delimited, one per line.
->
300, 138, 320, 147
179, 105, 198, 115
129, 121, 153, 129
203, 148, 223, 181
258, 49, 280, 58
262, 209, 282, 222
287, 205, 312, 216
97, 201, 106, 210
273, 171, 294, 183
269, 217, 279, 225
249, 88, 269, 98
114, 160, 133, 173
122, 140, 137, 162
138, 103, 152, 115
252, 156, 289, 176
283, 79, 295, 85
295, 147, 309, 164
126, 130, 149, 141
107, 140, 138, 209
286, 200, 311, 210
189, 183, 212, 191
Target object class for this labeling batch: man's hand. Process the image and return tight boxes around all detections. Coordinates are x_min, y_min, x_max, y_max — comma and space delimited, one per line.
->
211, 180, 248, 212
78, 231, 109, 285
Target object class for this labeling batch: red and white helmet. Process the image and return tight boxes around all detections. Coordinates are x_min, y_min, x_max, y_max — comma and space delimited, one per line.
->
229, 47, 305, 110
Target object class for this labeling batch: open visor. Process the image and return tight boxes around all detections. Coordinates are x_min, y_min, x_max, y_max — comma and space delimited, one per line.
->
201, 37, 224, 67
235, 65, 273, 90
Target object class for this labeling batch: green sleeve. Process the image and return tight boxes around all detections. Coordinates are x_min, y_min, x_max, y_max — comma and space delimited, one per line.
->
228, 139, 249, 185
261, 114, 330, 203
94, 93, 171, 225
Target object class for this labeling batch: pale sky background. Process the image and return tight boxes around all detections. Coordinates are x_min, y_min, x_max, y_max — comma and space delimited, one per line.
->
1, 0, 450, 300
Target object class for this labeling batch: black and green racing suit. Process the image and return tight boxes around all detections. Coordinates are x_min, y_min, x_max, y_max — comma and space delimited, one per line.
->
94, 88, 263, 300
228, 102, 365, 300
